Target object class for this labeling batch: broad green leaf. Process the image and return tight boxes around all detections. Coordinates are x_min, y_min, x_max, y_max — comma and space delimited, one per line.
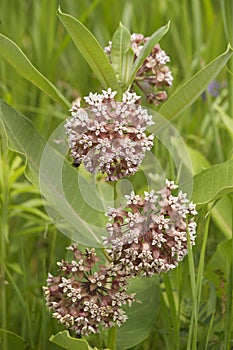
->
191, 159, 233, 206
0, 34, 70, 110
50, 330, 109, 350
116, 276, 160, 350
50, 330, 93, 350
111, 22, 132, 84
127, 22, 170, 87
211, 196, 232, 239
57, 7, 119, 92
205, 239, 232, 289
186, 146, 210, 175
159, 44, 233, 120
0, 100, 107, 246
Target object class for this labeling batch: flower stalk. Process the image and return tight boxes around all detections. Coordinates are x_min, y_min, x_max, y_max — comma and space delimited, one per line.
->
107, 326, 117, 350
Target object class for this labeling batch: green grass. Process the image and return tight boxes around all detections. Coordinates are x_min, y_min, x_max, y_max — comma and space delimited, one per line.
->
0, 0, 233, 349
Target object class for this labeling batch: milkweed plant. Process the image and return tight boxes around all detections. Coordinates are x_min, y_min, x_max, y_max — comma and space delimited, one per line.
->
0, 6, 233, 350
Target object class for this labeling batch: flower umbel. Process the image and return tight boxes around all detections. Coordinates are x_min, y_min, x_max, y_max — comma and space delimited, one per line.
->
65, 89, 154, 181
105, 34, 173, 105
103, 180, 197, 276
43, 245, 135, 336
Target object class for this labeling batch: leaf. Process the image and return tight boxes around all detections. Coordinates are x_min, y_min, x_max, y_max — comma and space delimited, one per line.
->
205, 239, 232, 288
214, 104, 233, 139
159, 44, 233, 120
191, 159, 233, 206
50, 330, 92, 350
111, 22, 132, 84
186, 146, 210, 175
170, 137, 210, 175
0, 34, 70, 110
116, 276, 160, 350
127, 22, 170, 87
0, 100, 107, 247
50, 330, 110, 350
57, 7, 119, 92
211, 196, 233, 239
122, 48, 135, 88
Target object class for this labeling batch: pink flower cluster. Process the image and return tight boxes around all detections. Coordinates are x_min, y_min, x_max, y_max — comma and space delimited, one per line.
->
65, 89, 154, 181
105, 33, 173, 104
43, 245, 135, 336
103, 180, 197, 276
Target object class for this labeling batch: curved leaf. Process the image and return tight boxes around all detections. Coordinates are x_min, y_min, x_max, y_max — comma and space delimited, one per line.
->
0, 99, 106, 247
0, 34, 70, 110
50, 330, 92, 350
116, 276, 160, 350
214, 104, 233, 139
127, 21, 170, 87
122, 48, 134, 89
206, 239, 232, 287
191, 159, 233, 205
211, 196, 232, 239
57, 7, 119, 92
159, 44, 233, 120
186, 146, 210, 175
111, 22, 132, 85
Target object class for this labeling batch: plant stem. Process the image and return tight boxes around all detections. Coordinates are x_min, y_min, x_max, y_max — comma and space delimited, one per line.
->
223, 195, 233, 349
0, 132, 9, 350
106, 182, 118, 350
107, 326, 117, 350
163, 273, 179, 350
187, 221, 197, 350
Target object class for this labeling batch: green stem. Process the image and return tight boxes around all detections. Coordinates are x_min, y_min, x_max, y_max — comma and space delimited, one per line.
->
106, 182, 118, 350
107, 326, 117, 350
163, 273, 179, 350
0, 131, 9, 350
223, 194, 233, 349
196, 212, 210, 316
187, 223, 197, 350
